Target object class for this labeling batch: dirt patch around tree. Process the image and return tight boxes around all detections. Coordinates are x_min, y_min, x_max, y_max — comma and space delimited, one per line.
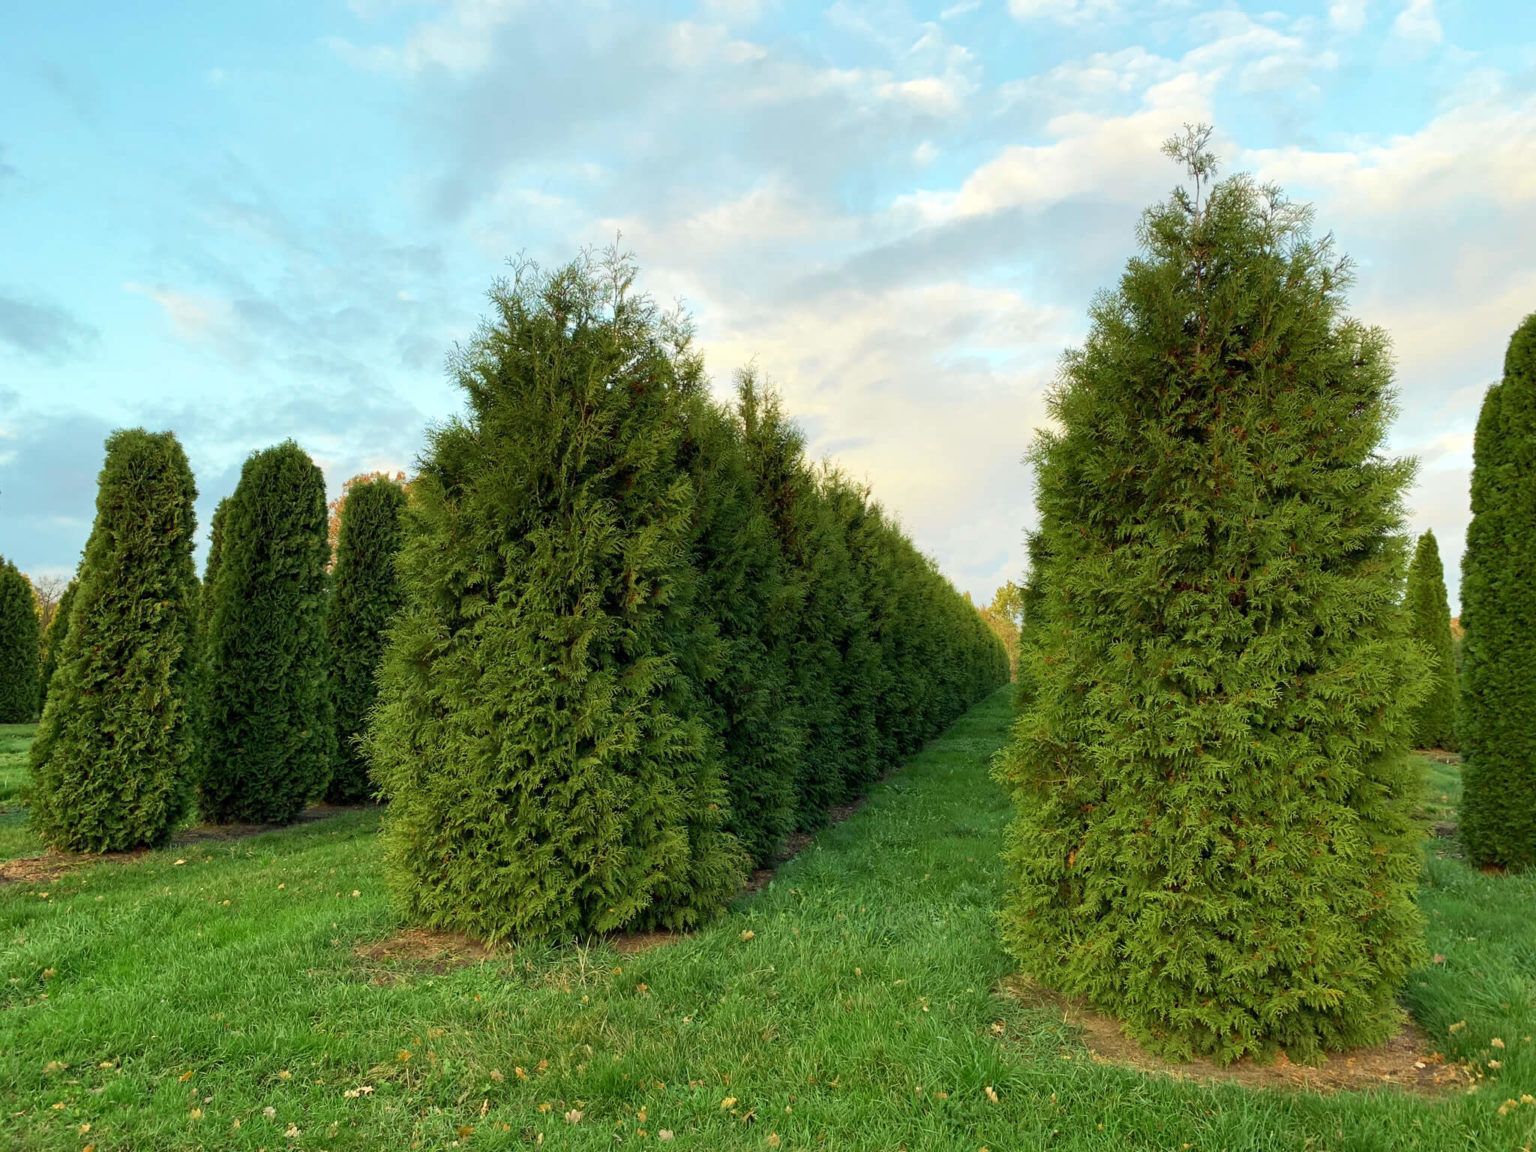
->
999, 975, 1475, 1096
353, 927, 504, 983
0, 804, 373, 887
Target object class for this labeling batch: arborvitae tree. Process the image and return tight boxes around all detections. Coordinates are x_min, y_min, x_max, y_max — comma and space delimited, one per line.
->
201, 442, 335, 824
325, 476, 407, 803
678, 388, 802, 866
1460, 313, 1536, 869
37, 576, 78, 707
0, 559, 40, 722
202, 498, 228, 633
996, 129, 1427, 1063
1405, 531, 1457, 751
736, 375, 850, 825
368, 253, 746, 942
26, 430, 201, 851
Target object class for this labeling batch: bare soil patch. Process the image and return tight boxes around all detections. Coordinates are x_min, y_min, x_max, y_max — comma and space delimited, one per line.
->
354, 927, 502, 981
1000, 975, 1474, 1096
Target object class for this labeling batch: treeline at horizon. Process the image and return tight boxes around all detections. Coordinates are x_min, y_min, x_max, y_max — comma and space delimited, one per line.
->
2, 249, 1009, 943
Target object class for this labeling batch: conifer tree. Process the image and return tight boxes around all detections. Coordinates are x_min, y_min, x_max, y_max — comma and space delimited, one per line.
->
37, 576, 77, 708
368, 253, 746, 942
26, 430, 201, 851
202, 498, 228, 633
201, 442, 334, 824
1460, 313, 1536, 869
678, 387, 802, 865
736, 375, 850, 825
996, 129, 1427, 1062
325, 476, 407, 803
1404, 531, 1457, 751
0, 559, 40, 723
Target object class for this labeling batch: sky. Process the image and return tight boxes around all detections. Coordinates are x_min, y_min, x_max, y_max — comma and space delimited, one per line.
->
2, 1, 1534, 609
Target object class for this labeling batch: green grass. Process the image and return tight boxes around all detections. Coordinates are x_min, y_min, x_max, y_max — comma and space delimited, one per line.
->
2, 694, 1535, 1150
0, 723, 34, 809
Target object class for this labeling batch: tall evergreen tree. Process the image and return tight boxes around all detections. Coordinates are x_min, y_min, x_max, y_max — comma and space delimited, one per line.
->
996, 129, 1427, 1063
1459, 313, 1536, 869
368, 253, 746, 942
26, 430, 201, 851
201, 442, 335, 824
0, 560, 40, 723
1404, 530, 1457, 751
325, 475, 407, 803
37, 576, 78, 708
678, 388, 801, 866
202, 498, 229, 633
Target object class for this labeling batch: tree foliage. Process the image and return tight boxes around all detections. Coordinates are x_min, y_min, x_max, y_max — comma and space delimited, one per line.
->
26, 430, 201, 851
201, 441, 335, 824
0, 558, 40, 723
1459, 313, 1536, 869
996, 130, 1427, 1063
370, 254, 747, 942
37, 576, 78, 709
1404, 530, 1457, 751
325, 474, 407, 803
370, 253, 1007, 943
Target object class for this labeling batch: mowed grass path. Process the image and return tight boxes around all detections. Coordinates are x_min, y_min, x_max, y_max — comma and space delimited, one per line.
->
3, 692, 1536, 1151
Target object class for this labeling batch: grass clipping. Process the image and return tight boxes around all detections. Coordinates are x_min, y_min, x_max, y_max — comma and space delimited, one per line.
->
1000, 975, 1473, 1095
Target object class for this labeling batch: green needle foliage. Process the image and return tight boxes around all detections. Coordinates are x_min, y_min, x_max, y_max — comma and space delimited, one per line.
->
678, 387, 802, 865
0, 559, 40, 723
201, 441, 335, 825
369, 253, 747, 942
37, 576, 77, 708
1404, 531, 1457, 751
26, 429, 201, 851
996, 128, 1428, 1063
325, 476, 407, 803
1459, 313, 1536, 869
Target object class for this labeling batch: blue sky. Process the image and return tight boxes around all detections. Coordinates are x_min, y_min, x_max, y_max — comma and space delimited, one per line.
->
3, 0, 1534, 607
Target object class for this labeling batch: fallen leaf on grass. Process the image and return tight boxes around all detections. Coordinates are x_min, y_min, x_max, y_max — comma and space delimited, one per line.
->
564, 1109, 583, 1125
659, 1132, 674, 1142
740, 930, 755, 942
1492, 1038, 1506, 1049
1449, 1021, 1467, 1035
985, 1086, 1000, 1104
721, 1097, 738, 1109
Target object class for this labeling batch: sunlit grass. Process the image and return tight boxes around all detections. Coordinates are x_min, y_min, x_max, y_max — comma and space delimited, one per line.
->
2, 696, 1534, 1149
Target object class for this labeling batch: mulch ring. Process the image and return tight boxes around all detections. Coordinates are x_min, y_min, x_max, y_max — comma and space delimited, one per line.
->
999, 975, 1475, 1096
353, 928, 504, 983
0, 803, 372, 887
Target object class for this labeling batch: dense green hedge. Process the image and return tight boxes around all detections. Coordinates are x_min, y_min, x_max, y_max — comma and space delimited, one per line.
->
27, 430, 201, 851
370, 253, 1007, 942
1405, 530, 1457, 751
1460, 313, 1536, 869
201, 441, 335, 824
325, 476, 407, 803
0, 558, 39, 723
995, 135, 1427, 1063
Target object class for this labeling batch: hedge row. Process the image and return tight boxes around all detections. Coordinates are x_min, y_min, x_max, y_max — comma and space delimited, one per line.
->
368, 253, 1009, 943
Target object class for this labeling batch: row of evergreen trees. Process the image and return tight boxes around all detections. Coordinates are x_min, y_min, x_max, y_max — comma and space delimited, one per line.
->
25, 437, 406, 852
368, 253, 1008, 943
0, 559, 41, 723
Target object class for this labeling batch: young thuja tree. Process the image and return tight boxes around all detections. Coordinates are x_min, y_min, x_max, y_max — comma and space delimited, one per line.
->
996, 128, 1427, 1063
201, 442, 335, 824
1459, 313, 1536, 868
325, 475, 407, 803
1404, 530, 1457, 751
0, 559, 40, 723
368, 253, 746, 942
27, 430, 201, 851
37, 576, 78, 708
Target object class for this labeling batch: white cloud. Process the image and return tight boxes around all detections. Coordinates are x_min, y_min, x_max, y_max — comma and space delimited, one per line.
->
1007, 0, 1116, 22
1392, 0, 1441, 44
1328, 0, 1369, 32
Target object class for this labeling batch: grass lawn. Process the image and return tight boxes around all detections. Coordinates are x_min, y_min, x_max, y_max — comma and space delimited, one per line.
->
3, 694, 1535, 1150
0, 724, 40, 862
